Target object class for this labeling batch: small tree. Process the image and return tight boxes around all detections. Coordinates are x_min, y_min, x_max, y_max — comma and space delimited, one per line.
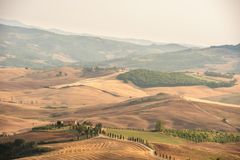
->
56, 121, 63, 128
94, 123, 102, 135
101, 129, 106, 135
155, 120, 164, 131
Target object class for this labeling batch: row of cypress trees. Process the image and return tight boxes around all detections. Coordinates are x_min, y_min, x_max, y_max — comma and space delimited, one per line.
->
105, 132, 175, 160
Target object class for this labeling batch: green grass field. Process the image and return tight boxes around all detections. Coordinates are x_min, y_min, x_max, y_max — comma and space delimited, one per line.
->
105, 128, 186, 144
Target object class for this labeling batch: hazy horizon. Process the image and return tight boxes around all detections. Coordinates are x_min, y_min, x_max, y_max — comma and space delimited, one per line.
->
0, 0, 240, 46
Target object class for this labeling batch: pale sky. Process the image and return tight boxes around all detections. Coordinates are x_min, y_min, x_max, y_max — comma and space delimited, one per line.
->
0, 0, 239, 46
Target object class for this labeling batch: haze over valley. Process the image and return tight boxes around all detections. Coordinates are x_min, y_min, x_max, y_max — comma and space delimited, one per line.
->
0, 0, 240, 160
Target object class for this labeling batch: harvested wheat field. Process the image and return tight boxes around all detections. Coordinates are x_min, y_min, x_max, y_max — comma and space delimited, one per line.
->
18, 137, 157, 160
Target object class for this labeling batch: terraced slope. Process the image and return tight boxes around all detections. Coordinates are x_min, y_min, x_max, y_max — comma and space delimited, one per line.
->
19, 137, 157, 160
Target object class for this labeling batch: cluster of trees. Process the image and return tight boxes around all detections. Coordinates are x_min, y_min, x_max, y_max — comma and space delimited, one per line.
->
117, 69, 236, 88
106, 133, 125, 140
162, 129, 240, 143
204, 71, 234, 79
72, 121, 102, 139
0, 139, 50, 160
32, 121, 103, 140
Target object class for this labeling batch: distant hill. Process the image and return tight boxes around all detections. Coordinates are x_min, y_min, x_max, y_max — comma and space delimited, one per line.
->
0, 24, 188, 68
0, 18, 192, 46
0, 23, 239, 72
102, 45, 240, 72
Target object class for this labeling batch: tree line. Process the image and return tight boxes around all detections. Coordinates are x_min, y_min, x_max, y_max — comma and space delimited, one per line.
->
105, 132, 175, 160
105, 132, 151, 148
